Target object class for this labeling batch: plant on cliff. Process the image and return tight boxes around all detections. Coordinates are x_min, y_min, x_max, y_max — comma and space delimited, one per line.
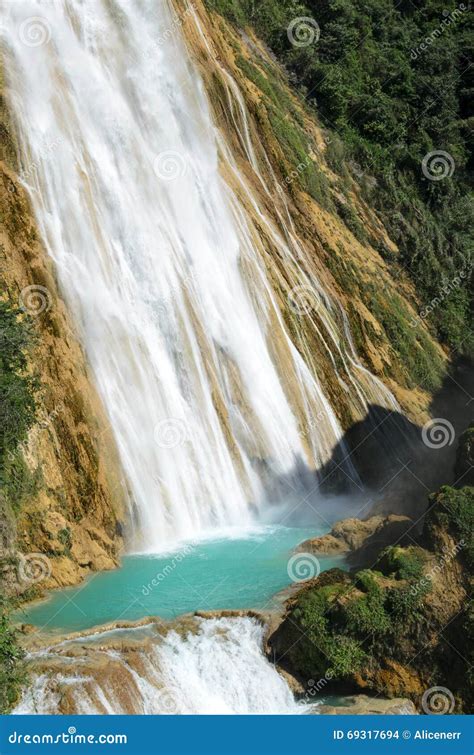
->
425, 485, 474, 569
0, 300, 38, 512
0, 597, 26, 713
0, 301, 36, 710
290, 584, 367, 678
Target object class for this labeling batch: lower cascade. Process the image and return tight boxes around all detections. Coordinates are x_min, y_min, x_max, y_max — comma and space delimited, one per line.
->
14, 617, 307, 715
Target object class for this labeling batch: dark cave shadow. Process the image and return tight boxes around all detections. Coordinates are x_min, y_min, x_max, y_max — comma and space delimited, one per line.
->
313, 356, 474, 520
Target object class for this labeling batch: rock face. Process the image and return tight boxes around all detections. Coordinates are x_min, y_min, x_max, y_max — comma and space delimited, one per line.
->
268, 468, 473, 712
0, 152, 125, 592
298, 514, 412, 567
318, 695, 417, 715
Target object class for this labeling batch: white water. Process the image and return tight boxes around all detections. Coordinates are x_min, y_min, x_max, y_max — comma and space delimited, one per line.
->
1, 0, 399, 551
14, 617, 307, 714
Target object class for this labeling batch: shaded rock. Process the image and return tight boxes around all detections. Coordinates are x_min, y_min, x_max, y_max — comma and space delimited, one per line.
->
454, 422, 474, 486
298, 514, 412, 567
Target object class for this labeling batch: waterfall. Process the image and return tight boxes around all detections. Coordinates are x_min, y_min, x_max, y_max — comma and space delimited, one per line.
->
13, 617, 308, 714
1, 0, 399, 551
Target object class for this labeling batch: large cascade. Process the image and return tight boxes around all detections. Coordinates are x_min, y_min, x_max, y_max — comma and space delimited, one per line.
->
1, 0, 399, 551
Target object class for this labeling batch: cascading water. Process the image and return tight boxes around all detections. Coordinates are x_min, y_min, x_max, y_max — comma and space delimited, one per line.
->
1, 0, 399, 551
13, 617, 308, 714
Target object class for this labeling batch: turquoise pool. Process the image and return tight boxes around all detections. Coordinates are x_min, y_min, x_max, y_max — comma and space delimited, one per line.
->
16, 524, 345, 633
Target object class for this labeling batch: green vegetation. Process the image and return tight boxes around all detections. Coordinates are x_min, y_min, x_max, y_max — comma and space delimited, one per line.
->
426, 486, 474, 569
0, 301, 37, 469
0, 300, 37, 711
290, 581, 368, 677
276, 559, 433, 681
206, 0, 473, 357
378, 545, 426, 581
0, 598, 26, 713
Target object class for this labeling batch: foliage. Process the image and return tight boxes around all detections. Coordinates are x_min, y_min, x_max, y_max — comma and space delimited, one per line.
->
379, 546, 426, 581
206, 0, 474, 357
291, 584, 367, 677
0, 597, 26, 713
427, 486, 474, 569
0, 301, 36, 710
0, 301, 38, 511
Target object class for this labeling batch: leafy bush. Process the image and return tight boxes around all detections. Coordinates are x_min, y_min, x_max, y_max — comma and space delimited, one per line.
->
379, 546, 426, 581
0, 599, 26, 713
427, 486, 474, 569
346, 590, 391, 638
290, 583, 367, 677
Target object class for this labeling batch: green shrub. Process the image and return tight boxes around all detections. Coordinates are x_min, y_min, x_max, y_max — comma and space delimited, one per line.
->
0, 599, 26, 713
345, 590, 391, 638
428, 486, 474, 569
380, 546, 426, 581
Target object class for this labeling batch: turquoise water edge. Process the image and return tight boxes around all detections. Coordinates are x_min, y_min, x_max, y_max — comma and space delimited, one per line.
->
17, 525, 344, 633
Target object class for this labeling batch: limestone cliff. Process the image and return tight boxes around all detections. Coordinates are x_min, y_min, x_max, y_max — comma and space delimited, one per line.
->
177, 0, 446, 428
0, 83, 125, 593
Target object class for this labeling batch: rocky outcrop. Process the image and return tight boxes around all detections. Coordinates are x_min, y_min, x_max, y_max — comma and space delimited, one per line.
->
298, 514, 412, 567
267, 436, 474, 712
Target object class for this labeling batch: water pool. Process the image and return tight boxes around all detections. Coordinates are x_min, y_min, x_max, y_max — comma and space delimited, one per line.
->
17, 524, 345, 633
